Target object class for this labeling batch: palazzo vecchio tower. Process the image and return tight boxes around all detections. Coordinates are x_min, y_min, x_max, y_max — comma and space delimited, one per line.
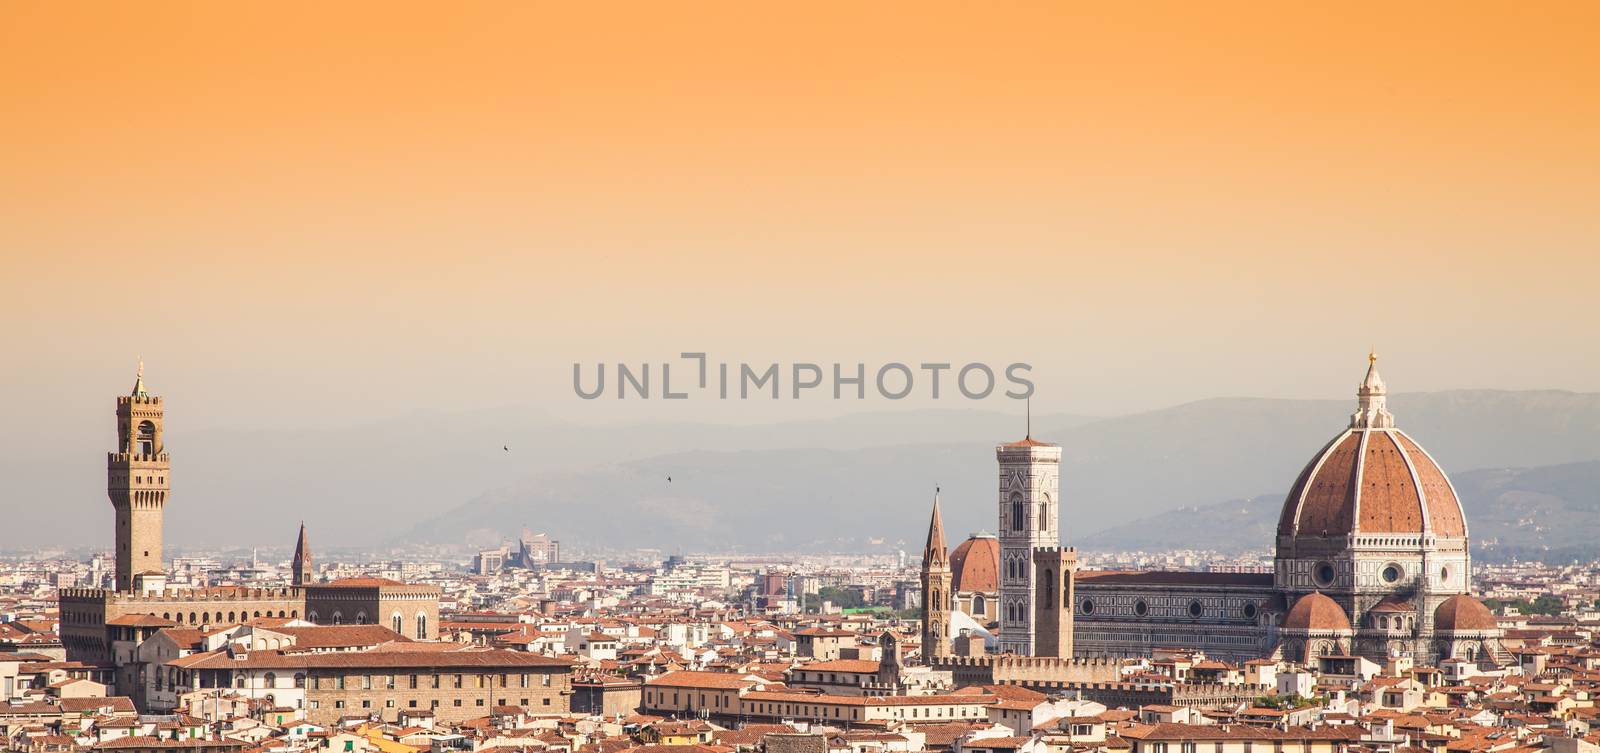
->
108, 362, 169, 592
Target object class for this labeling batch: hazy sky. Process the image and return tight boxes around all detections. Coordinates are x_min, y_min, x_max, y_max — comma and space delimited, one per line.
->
3, 1, 1597, 438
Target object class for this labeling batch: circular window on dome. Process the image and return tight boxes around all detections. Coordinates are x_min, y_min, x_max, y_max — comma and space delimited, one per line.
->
1133, 600, 1149, 617
1243, 602, 1259, 620
1080, 599, 1094, 615
1439, 566, 1450, 582
1382, 564, 1403, 583
1188, 601, 1203, 618
1314, 562, 1336, 587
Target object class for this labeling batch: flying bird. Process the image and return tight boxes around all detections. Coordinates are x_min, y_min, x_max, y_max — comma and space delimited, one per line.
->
667, 476, 672, 483
503, 445, 510, 452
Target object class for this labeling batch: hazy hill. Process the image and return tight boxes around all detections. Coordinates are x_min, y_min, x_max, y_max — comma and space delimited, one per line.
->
8, 406, 1091, 549
405, 390, 1600, 553
1079, 461, 1600, 562
12, 388, 1596, 551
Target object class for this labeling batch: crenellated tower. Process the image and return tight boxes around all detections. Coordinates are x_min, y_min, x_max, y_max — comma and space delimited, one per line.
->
920, 491, 952, 661
108, 362, 169, 592
996, 431, 1061, 655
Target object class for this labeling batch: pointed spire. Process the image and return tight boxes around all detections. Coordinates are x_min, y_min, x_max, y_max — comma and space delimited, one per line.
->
292, 522, 312, 586
923, 489, 949, 567
131, 358, 148, 397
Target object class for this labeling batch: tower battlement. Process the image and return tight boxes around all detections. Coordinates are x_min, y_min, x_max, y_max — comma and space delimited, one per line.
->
936, 655, 1118, 669
117, 395, 163, 406
107, 452, 171, 463
61, 586, 302, 602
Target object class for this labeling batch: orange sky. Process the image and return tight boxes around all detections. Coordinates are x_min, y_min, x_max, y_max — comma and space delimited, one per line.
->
3, 1, 1597, 430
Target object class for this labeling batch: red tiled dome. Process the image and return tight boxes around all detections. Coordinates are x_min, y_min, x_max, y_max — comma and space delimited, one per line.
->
1277, 428, 1466, 538
949, 535, 999, 594
1282, 592, 1352, 632
1434, 594, 1498, 632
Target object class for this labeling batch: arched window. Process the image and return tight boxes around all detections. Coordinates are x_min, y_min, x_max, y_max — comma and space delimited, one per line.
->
189, 612, 197, 624
393, 614, 403, 635
294, 673, 305, 688
1010, 493, 1025, 531
332, 611, 343, 625
416, 613, 427, 639
263, 672, 276, 688
1038, 502, 1049, 531
201, 612, 211, 624
973, 594, 986, 614
137, 421, 156, 455
227, 612, 236, 623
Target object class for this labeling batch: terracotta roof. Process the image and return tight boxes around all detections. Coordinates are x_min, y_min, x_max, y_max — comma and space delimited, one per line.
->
1077, 571, 1273, 587
999, 438, 1053, 448
792, 659, 880, 674
1435, 594, 1499, 632
169, 647, 571, 671
268, 624, 406, 648
60, 697, 136, 714
106, 614, 177, 627
1370, 598, 1414, 613
949, 535, 999, 595
311, 577, 407, 588
1282, 592, 1352, 632
1279, 428, 1465, 538
645, 670, 761, 690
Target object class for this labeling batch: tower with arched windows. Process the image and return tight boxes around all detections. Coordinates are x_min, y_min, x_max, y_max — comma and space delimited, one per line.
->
109, 362, 170, 592
919, 492, 952, 661
996, 434, 1060, 655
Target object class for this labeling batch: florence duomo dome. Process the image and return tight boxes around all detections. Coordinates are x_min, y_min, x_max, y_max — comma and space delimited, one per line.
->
1272, 353, 1502, 665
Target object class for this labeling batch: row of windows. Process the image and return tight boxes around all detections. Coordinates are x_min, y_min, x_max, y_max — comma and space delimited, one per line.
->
158, 609, 299, 624
311, 697, 553, 711
1076, 598, 1262, 621
309, 672, 552, 691
303, 611, 427, 638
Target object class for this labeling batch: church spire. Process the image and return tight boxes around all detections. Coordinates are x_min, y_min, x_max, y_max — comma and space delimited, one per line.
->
292, 522, 313, 586
923, 489, 949, 566
1350, 350, 1394, 429
920, 487, 952, 662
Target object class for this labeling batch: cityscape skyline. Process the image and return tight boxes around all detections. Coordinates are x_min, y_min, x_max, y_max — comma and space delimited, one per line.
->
4, 5, 1600, 752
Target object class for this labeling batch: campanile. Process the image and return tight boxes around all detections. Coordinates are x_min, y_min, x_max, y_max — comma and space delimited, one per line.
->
108, 363, 169, 592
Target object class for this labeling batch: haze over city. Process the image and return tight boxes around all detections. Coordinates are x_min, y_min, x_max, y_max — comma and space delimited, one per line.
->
4, 1, 1598, 552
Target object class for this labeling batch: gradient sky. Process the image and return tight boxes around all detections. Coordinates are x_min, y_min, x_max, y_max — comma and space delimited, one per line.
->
3, 1, 1598, 436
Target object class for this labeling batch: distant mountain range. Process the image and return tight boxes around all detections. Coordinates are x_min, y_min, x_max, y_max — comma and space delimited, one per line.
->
403, 390, 1600, 556
11, 389, 1597, 556
1080, 461, 1600, 562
